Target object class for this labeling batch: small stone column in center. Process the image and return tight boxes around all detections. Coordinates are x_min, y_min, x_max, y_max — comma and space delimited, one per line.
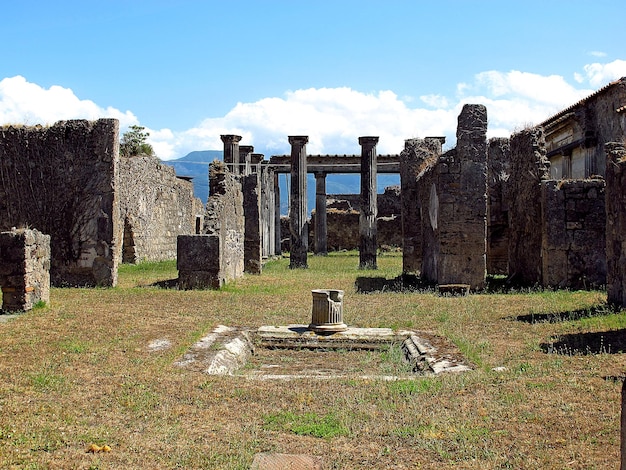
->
359, 136, 379, 269
289, 136, 309, 269
314, 171, 328, 255
221, 134, 242, 174
239, 145, 254, 176
309, 289, 347, 333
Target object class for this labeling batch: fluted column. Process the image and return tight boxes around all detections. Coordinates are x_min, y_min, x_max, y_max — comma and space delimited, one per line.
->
314, 172, 328, 255
359, 136, 379, 269
289, 136, 309, 269
221, 134, 242, 174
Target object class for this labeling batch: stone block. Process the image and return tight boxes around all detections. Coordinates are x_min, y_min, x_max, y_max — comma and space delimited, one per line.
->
177, 235, 220, 272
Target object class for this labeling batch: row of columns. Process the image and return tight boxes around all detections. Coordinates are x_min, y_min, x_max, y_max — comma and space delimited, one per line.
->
288, 135, 379, 270
221, 133, 381, 270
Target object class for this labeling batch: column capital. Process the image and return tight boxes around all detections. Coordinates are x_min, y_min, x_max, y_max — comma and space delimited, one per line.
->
288, 135, 309, 146
220, 134, 242, 144
359, 136, 379, 146
250, 153, 265, 164
239, 145, 254, 154
314, 171, 327, 178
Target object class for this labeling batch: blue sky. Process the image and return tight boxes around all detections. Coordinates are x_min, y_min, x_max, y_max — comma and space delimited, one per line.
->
1, 0, 625, 159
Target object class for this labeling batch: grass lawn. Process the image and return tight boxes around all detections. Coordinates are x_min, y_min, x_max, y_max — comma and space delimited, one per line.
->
0, 251, 624, 469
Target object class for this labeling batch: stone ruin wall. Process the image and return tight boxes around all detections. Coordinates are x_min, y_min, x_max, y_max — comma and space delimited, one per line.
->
487, 138, 511, 275
178, 161, 245, 289
541, 179, 606, 289
402, 105, 488, 289
0, 119, 119, 286
399, 138, 441, 274
309, 186, 403, 251
507, 128, 551, 285
118, 154, 204, 264
243, 173, 262, 273
605, 142, 626, 307
0, 228, 50, 312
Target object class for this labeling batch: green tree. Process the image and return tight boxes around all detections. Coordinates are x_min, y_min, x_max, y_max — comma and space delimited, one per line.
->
120, 125, 154, 157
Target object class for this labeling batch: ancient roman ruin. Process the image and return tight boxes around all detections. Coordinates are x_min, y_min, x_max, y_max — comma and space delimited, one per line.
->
1, 77, 626, 310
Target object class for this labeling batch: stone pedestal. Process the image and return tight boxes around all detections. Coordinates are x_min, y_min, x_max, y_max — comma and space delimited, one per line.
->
0, 228, 50, 312
309, 289, 346, 333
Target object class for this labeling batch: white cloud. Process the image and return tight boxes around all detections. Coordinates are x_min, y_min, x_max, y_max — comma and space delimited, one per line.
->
589, 51, 607, 58
0, 75, 138, 128
3, 60, 625, 161
580, 59, 626, 88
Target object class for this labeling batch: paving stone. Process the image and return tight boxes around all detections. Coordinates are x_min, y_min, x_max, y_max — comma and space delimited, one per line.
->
250, 452, 323, 470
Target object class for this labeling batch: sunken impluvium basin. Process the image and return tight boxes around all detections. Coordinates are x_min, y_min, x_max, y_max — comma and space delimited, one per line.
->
173, 289, 472, 379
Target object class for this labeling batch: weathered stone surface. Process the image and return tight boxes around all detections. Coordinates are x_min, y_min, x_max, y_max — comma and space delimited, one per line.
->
508, 128, 550, 285
606, 142, 626, 306
487, 137, 511, 275
119, 154, 204, 264
178, 161, 244, 289
402, 106, 487, 289
243, 173, 262, 274
250, 453, 323, 470
359, 136, 379, 269
289, 136, 309, 268
400, 138, 442, 274
541, 179, 606, 289
0, 119, 119, 286
0, 228, 50, 312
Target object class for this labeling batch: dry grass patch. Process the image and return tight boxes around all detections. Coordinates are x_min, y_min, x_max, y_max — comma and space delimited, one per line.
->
0, 252, 624, 469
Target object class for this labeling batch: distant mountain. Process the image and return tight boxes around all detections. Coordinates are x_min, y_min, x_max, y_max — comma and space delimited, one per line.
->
166, 150, 223, 203
165, 150, 399, 214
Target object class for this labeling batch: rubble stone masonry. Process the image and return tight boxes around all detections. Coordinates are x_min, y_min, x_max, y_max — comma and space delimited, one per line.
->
507, 128, 550, 285
0, 119, 119, 286
0, 228, 50, 312
541, 179, 606, 289
119, 155, 204, 263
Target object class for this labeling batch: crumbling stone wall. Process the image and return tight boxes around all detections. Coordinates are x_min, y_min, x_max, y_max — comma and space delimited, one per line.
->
402, 105, 488, 289
178, 161, 244, 289
487, 138, 511, 275
0, 119, 119, 286
399, 138, 441, 274
309, 186, 403, 250
0, 228, 50, 312
605, 142, 626, 306
118, 155, 204, 263
541, 179, 606, 289
507, 128, 550, 285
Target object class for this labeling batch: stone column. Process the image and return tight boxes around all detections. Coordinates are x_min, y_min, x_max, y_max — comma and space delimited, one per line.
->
250, 153, 264, 174
314, 172, 328, 255
274, 173, 282, 255
289, 136, 309, 269
606, 142, 626, 307
239, 145, 254, 176
359, 136, 379, 269
221, 134, 242, 174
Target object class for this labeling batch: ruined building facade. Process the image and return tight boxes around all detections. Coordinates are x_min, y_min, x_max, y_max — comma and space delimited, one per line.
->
0, 119, 203, 287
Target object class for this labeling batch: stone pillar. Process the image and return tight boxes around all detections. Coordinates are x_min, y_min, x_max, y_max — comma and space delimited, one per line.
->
250, 153, 264, 174
0, 228, 50, 312
605, 142, 626, 307
274, 173, 282, 256
243, 173, 262, 274
314, 172, 328, 255
260, 163, 275, 258
239, 145, 254, 176
221, 134, 242, 174
289, 136, 309, 269
508, 128, 550, 285
359, 137, 379, 269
